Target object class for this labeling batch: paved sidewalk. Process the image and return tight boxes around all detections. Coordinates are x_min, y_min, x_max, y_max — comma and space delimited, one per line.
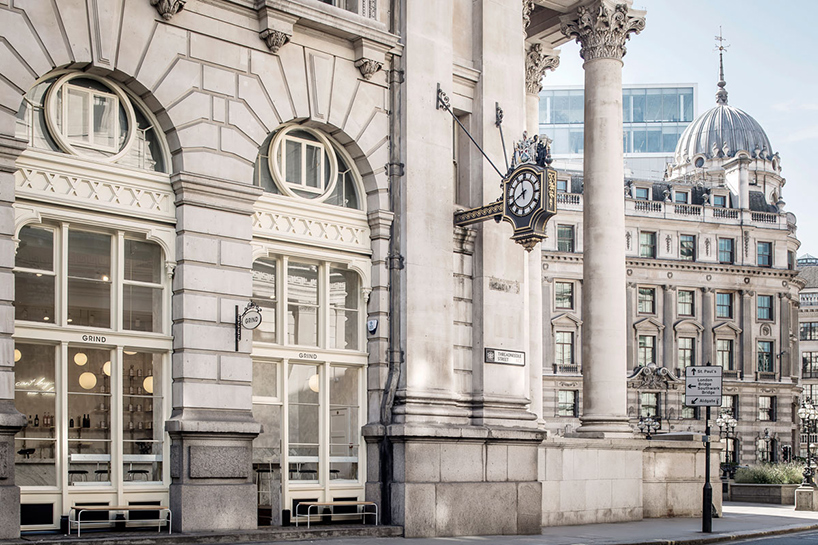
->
12, 502, 818, 545
271, 502, 818, 545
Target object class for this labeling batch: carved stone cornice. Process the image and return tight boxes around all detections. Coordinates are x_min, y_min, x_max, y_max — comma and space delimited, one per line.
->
260, 29, 290, 53
525, 43, 560, 95
560, 0, 646, 62
150, 0, 185, 20
355, 58, 383, 80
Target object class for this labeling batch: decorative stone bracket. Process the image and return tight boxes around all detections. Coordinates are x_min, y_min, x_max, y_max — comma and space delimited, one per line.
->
150, 0, 185, 20
354, 37, 389, 81
258, 7, 297, 53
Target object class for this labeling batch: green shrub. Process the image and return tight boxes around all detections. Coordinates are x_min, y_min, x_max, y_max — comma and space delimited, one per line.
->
733, 463, 804, 484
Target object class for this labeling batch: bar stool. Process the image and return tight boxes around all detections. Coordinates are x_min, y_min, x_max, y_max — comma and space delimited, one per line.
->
68, 470, 88, 483
94, 469, 109, 481
127, 469, 150, 481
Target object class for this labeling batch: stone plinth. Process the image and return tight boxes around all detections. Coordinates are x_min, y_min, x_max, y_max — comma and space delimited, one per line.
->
541, 436, 721, 526
795, 485, 818, 511
386, 424, 544, 537
541, 437, 644, 526
642, 438, 722, 518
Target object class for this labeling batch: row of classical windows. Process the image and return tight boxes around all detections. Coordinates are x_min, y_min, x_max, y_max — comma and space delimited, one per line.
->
556, 225, 779, 268
630, 186, 728, 207
636, 335, 778, 374
637, 287, 776, 322
554, 280, 777, 322
555, 391, 778, 422
13, 224, 364, 353
554, 331, 776, 375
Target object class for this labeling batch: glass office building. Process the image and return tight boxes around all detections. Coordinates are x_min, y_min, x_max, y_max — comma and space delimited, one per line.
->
539, 85, 697, 180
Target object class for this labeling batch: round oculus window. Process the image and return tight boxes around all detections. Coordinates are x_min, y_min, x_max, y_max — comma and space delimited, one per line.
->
44, 73, 137, 162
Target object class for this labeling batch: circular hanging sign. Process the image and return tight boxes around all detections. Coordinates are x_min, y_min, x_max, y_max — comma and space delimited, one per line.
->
241, 309, 263, 330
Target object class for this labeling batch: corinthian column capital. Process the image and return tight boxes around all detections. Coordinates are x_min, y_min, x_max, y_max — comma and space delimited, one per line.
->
525, 43, 560, 95
560, 0, 646, 62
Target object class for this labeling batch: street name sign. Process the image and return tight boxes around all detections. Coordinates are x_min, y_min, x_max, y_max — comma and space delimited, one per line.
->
684, 366, 723, 407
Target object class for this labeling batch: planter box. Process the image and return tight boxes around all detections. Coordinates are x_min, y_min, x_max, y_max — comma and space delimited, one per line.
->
729, 483, 800, 505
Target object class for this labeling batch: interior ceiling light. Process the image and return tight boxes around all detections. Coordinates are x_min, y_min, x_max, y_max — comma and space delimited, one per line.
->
79, 372, 97, 390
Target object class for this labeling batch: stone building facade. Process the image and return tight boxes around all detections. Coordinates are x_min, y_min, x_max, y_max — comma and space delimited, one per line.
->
1, 0, 721, 539
539, 55, 803, 468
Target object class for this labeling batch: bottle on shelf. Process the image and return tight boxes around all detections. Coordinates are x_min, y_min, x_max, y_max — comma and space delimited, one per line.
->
129, 365, 135, 377
128, 420, 134, 430
129, 385, 134, 395
137, 421, 143, 430
34, 414, 39, 427
137, 386, 143, 395
128, 402, 133, 412
69, 417, 74, 428
28, 415, 32, 426
137, 367, 142, 378
137, 403, 143, 412
147, 367, 153, 377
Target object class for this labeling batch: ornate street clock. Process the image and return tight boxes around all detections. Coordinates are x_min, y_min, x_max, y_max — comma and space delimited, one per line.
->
454, 133, 558, 251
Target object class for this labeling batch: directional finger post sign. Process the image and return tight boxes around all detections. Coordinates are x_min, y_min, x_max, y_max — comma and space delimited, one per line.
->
684, 366, 723, 407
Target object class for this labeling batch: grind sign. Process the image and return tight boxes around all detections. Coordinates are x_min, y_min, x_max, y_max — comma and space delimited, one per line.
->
241, 309, 262, 330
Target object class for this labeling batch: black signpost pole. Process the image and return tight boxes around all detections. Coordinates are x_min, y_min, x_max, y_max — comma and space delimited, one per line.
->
703, 403, 712, 533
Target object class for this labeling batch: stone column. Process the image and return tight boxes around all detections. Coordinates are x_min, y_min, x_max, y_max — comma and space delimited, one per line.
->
663, 285, 674, 368
167, 172, 262, 532
702, 288, 714, 365
0, 135, 28, 539
524, 44, 557, 425
735, 290, 755, 378
562, 0, 645, 437
779, 293, 791, 378
626, 282, 636, 369
542, 278, 553, 374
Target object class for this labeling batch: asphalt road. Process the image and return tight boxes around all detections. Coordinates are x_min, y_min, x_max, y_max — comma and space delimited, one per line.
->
732, 529, 818, 544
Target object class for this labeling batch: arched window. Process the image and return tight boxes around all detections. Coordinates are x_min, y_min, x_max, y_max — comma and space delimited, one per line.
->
15, 73, 167, 172
254, 125, 362, 210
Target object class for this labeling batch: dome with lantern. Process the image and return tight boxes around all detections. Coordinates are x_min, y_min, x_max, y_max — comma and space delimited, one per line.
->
674, 54, 776, 168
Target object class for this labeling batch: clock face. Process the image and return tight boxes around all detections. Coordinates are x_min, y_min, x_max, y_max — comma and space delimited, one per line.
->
507, 171, 541, 217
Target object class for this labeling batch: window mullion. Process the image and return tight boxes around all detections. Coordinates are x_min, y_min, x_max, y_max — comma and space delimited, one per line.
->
115, 232, 124, 331
281, 256, 288, 345
59, 223, 69, 326
319, 263, 329, 349
113, 346, 124, 501
300, 141, 308, 188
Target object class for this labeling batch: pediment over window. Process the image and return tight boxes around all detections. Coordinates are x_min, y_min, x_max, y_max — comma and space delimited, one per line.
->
713, 321, 742, 335
674, 319, 704, 334
551, 313, 582, 328
634, 316, 664, 331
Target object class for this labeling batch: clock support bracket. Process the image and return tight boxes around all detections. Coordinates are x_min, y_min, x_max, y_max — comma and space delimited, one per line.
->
437, 84, 559, 251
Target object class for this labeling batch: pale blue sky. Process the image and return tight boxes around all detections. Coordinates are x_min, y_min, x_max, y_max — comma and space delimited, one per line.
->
543, 0, 818, 256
